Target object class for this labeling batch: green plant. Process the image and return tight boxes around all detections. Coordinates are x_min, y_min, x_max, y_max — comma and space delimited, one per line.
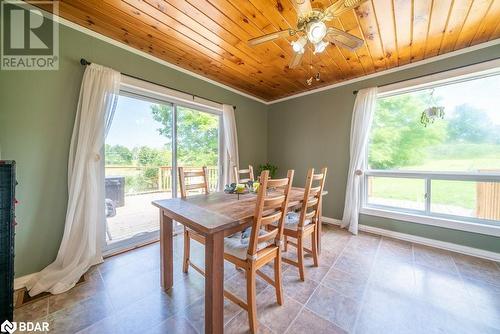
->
257, 163, 278, 178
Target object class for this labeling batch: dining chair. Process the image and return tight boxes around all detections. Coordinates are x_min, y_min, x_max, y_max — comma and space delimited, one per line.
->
234, 165, 255, 183
178, 166, 209, 275
272, 167, 327, 281
223, 169, 294, 333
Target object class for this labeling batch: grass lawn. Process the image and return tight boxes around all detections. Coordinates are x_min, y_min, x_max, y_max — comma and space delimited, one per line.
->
370, 158, 500, 210
370, 178, 476, 209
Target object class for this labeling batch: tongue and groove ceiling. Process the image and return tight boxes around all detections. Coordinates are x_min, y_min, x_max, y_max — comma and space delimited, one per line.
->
35, 0, 500, 101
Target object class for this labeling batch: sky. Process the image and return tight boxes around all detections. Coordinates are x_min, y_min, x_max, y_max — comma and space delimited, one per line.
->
435, 74, 500, 124
107, 74, 500, 149
106, 95, 170, 149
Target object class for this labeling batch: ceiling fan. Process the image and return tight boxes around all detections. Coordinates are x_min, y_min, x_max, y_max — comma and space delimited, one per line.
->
248, 0, 367, 69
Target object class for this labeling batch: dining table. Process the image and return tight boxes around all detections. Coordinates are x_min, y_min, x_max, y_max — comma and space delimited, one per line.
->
152, 187, 326, 334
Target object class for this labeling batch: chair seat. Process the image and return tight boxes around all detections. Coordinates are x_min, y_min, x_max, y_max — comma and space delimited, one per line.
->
271, 212, 312, 231
224, 230, 270, 260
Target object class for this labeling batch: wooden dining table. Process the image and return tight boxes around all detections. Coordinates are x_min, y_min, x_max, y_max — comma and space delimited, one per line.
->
152, 187, 326, 334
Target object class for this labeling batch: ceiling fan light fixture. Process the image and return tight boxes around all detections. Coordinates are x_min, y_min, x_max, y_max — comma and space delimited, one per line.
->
314, 40, 329, 54
291, 36, 307, 53
307, 21, 327, 44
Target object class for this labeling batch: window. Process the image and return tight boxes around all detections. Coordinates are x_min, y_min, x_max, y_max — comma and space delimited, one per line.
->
363, 64, 500, 235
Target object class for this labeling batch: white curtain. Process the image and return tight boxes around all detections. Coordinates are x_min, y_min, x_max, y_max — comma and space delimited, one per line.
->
27, 64, 121, 296
341, 87, 378, 235
222, 104, 239, 186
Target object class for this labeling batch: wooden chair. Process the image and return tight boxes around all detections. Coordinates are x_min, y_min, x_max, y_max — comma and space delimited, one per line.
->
234, 165, 255, 183
178, 166, 209, 275
223, 169, 294, 333
272, 168, 327, 281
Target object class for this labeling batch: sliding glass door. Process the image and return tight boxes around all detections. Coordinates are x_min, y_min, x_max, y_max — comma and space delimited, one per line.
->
104, 90, 222, 254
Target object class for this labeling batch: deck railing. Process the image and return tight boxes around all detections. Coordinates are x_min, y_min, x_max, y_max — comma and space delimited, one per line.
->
105, 165, 219, 194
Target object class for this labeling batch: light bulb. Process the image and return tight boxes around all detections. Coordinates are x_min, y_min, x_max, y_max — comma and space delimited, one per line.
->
291, 36, 307, 53
307, 21, 327, 44
314, 40, 329, 54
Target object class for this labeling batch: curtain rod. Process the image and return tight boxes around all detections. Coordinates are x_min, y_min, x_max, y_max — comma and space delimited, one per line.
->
80, 58, 234, 109
352, 58, 500, 95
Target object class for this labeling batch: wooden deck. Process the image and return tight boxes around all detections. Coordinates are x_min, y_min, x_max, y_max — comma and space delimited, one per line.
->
106, 191, 172, 243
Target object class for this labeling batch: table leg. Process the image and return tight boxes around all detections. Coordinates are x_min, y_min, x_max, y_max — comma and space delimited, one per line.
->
160, 210, 173, 291
204, 231, 224, 334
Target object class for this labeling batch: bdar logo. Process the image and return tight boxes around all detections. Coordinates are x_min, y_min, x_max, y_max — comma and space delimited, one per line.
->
0, 320, 17, 334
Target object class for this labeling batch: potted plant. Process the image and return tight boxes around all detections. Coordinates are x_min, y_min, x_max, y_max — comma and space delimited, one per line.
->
257, 163, 278, 178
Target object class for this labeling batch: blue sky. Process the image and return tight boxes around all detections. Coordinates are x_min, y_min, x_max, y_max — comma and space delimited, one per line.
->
436, 74, 500, 123
106, 95, 169, 149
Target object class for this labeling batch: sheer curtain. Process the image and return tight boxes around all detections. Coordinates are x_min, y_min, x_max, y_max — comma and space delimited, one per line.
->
222, 104, 239, 186
341, 87, 378, 235
27, 64, 121, 295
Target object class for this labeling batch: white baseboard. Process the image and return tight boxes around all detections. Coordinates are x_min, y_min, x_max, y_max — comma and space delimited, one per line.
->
14, 273, 37, 291
321, 216, 500, 262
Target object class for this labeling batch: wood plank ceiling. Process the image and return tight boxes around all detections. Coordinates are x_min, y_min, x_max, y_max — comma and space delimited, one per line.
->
35, 0, 500, 101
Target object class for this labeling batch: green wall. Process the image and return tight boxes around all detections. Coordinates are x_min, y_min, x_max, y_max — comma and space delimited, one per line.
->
268, 44, 500, 252
0, 23, 268, 277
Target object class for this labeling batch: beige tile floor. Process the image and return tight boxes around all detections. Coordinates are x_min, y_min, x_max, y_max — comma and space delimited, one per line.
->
14, 225, 500, 333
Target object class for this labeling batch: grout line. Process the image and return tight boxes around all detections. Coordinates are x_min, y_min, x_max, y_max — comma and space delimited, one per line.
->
449, 249, 476, 305
350, 235, 383, 333
283, 231, 354, 333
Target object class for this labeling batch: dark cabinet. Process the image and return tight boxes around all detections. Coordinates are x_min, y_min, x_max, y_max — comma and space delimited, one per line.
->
0, 161, 16, 322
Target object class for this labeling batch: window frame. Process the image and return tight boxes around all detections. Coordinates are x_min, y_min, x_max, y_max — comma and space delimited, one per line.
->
361, 59, 500, 237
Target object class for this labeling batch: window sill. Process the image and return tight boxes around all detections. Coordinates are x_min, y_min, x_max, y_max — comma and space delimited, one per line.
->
360, 207, 500, 237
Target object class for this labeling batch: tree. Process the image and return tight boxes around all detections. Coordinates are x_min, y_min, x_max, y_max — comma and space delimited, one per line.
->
136, 146, 169, 166
105, 144, 133, 165
151, 105, 219, 167
447, 104, 493, 143
369, 93, 447, 169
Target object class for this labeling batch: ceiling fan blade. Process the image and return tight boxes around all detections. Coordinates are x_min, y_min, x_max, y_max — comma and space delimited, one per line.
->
289, 51, 304, 69
292, 0, 312, 17
248, 29, 293, 46
325, 27, 364, 51
324, 0, 368, 18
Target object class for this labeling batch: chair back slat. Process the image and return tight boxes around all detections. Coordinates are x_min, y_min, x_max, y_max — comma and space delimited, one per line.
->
267, 178, 289, 188
296, 168, 327, 229
260, 211, 283, 226
312, 173, 324, 181
246, 170, 294, 257
306, 197, 319, 208
309, 186, 322, 196
234, 165, 254, 184
183, 171, 206, 177
304, 210, 316, 220
257, 229, 278, 244
263, 195, 286, 208
178, 166, 209, 198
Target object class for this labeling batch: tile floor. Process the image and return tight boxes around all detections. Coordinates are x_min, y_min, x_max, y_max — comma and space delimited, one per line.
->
14, 225, 500, 333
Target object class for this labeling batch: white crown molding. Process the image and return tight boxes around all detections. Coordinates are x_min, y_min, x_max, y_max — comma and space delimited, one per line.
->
269, 39, 500, 104
29, 4, 500, 106
321, 217, 500, 262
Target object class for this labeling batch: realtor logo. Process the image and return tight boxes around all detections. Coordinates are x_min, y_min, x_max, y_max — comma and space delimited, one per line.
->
0, 320, 49, 333
0, 320, 16, 334
1, 0, 59, 70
